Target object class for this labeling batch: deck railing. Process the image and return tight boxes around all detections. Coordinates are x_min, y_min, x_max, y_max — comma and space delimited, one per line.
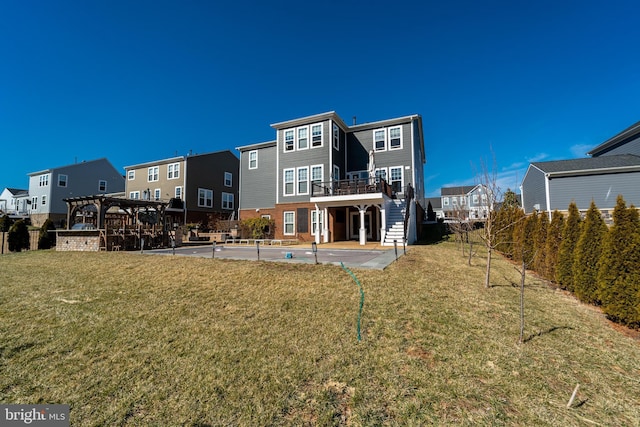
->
311, 178, 394, 198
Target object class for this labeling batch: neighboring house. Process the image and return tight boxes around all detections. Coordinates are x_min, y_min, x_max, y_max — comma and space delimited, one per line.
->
520, 155, 640, 219
425, 196, 443, 221
0, 188, 30, 220
440, 185, 491, 222
237, 111, 426, 245
124, 150, 239, 226
28, 158, 125, 227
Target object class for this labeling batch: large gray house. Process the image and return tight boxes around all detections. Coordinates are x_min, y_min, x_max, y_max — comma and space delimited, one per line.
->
521, 120, 640, 218
28, 158, 125, 227
236, 112, 426, 245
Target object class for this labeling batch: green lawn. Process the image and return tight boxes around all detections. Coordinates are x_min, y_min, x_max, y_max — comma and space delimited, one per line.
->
1, 243, 639, 426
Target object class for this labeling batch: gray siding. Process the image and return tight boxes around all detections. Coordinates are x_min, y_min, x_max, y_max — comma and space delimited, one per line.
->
185, 151, 239, 213
548, 171, 640, 211
240, 144, 277, 209
595, 135, 640, 157
521, 166, 547, 213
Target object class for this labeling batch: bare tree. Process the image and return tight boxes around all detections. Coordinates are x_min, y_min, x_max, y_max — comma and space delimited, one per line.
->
447, 200, 476, 265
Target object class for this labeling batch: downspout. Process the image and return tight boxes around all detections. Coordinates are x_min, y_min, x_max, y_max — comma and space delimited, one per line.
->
544, 173, 552, 221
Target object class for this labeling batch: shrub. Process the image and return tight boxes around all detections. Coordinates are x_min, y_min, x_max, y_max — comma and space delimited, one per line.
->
533, 212, 548, 277
556, 202, 581, 291
8, 219, 30, 252
239, 217, 275, 239
573, 201, 607, 304
38, 218, 57, 249
544, 210, 564, 283
598, 196, 640, 327
0, 214, 13, 232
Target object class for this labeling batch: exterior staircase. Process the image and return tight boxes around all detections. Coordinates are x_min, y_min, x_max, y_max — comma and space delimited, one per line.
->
383, 199, 406, 246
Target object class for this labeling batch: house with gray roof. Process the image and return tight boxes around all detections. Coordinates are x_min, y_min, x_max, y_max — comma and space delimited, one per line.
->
440, 185, 491, 222
521, 120, 640, 219
0, 187, 30, 220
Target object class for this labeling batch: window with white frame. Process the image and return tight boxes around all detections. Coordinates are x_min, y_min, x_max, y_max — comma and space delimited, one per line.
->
284, 130, 295, 151
39, 174, 49, 187
375, 168, 387, 182
284, 168, 295, 196
452, 197, 458, 205
130, 191, 140, 199
224, 172, 232, 187
473, 194, 479, 204
333, 124, 339, 150
31, 197, 37, 209
99, 180, 107, 192
249, 150, 258, 169
390, 166, 403, 191
311, 165, 323, 195
389, 126, 402, 149
148, 166, 159, 182
154, 188, 161, 200
333, 165, 340, 182
222, 192, 234, 209
58, 174, 68, 187
297, 127, 308, 150
311, 210, 324, 236
311, 124, 323, 147
41, 195, 46, 206
127, 170, 135, 180
481, 194, 487, 203
443, 197, 449, 206
374, 129, 386, 151
297, 167, 308, 195
284, 211, 295, 235
175, 186, 182, 199
198, 188, 213, 207
460, 196, 466, 205
168, 163, 180, 179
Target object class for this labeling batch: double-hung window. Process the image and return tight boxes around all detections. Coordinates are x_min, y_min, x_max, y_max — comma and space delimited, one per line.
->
374, 129, 386, 151
127, 170, 135, 180
389, 126, 402, 149
311, 165, 323, 195
130, 191, 140, 199
198, 188, 213, 208
333, 124, 339, 150
473, 194, 479, 204
224, 172, 232, 187
175, 186, 182, 199
284, 130, 295, 151
297, 127, 308, 150
284, 211, 295, 235
148, 166, 159, 182
311, 210, 324, 236
297, 167, 309, 195
390, 166, 403, 192
99, 180, 107, 192
154, 189, 161, 200
41, 195, 47, 206
168, 163, 180, 179
249, 150, 258, 169
222, 192, 234, 209
31, 197, 37, 209
58, 174, 68, 187
375, 168, 387, 182
311, 124, 323, 147
39, 175, 49, 187
284, 169, 295, 196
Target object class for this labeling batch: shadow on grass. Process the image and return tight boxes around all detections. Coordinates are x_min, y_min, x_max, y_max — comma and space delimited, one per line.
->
524, 326, 574, 343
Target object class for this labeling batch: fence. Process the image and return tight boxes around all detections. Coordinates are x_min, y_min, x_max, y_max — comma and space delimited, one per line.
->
0, 231, 41, 254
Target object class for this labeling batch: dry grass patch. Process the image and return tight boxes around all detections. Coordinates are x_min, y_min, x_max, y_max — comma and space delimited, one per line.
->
1, 244, 639, 425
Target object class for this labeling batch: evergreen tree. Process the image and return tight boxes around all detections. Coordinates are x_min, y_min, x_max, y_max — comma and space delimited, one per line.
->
533, 212, 548, 277
0, 214, 13, 232
38, 218, 57, 249
514, 211, 537, 266
8, 219, 30, 252
545, 210, 564, 283
573, 201, 607, 304
598, 196, 640, 327
502, 189, 520, 207
426, 201, 436, 222
556, 202, 581, 291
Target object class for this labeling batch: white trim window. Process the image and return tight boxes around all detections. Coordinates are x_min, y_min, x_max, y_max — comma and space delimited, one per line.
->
284, 211, 295, 235
167, 163, 180, 179
284, 130, 295, 152
39, 174, 49, 187
460, 196, 466, 206
297, 167, 309, 195
31, 197, 37, 210
130, 191, 140, 200
389, 126, 402, 150
473, 194, 479, 204
375, 168, 387, 181
333, 165, 340, 182
297, 126, 308, 150
284, 168, 295, 196
99, 180, 107, 192
311, 165, 323, 195
390, 166, 403, 192
148, 166, 159, 182
249, 150, 258, 169
312, 210, 324, 236
198, 188, 213, 208
374, 129, 386, 151
311, 124, 323, 147
175, 186, 182, 199
41, 195, 46, 206
224, 172, 233, 187
58, 174, 68, 187
127, 170, 135, 180
154, 188, 161, 200
443, 197, 449, 206
452, 197, 458, 205
222, 192, 234, 210
333, 124, 339, 150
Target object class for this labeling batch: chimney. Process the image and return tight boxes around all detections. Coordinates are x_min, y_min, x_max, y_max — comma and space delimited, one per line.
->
352, 116, 357, 125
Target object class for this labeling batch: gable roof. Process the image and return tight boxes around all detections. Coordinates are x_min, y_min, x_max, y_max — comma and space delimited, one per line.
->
441, 185, 476, 196
587, 120, 640, 156
4, 188, 28, 197
28, 158, 116, 176
530, 154, 640, 177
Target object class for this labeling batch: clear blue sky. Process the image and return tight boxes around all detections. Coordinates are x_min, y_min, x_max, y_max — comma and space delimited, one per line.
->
2, 0, 639, 197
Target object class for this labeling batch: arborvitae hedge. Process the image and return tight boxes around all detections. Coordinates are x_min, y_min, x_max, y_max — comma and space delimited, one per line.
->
556, 202, 581, 291
515, 210, 537, 266
573, 201, 607, 304
597, 196, 640, 327
545, 210, 564, 283
8, 219, 30, 252
533, 212, 548, 277
38, 218, 57, 249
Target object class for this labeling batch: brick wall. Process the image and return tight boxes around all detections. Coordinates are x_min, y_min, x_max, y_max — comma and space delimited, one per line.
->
55, 231, 101, 252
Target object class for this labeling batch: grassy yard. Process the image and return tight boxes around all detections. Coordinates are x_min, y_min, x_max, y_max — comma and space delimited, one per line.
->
1, 242, 639, 426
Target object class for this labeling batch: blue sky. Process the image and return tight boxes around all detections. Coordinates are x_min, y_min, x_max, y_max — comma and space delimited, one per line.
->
2, 0, 639, 197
